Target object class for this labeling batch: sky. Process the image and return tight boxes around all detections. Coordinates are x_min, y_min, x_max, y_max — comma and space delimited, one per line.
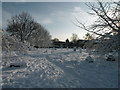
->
0, 3, 1, 29
1, 0, 118, 2
1, 2, 98, 41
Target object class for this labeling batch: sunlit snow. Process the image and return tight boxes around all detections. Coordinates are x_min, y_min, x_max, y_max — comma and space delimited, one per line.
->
2, 48, 118, 88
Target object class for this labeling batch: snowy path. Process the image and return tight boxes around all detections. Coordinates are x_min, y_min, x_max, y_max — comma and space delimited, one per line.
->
45, 55, 83, 88
2, 49, 118, 88
45, 51, 118, 88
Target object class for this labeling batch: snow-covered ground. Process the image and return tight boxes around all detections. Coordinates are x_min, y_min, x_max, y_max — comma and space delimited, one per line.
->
1, 48, 118, 88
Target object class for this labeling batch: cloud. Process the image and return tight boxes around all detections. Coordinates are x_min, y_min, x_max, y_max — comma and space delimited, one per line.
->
51, 11, 64, 16
50, 6, 97, 26
74, 7, 82, 12
50, 11, 68, 22
73, 6, 91, 17
41, 18, 53, 24
71, 6, 97, 26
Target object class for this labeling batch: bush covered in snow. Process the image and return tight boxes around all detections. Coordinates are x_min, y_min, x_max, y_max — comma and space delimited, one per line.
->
2, 33, 33, 53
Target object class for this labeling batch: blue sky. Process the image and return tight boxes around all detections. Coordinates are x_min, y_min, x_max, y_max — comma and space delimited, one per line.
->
2, 2, 98, 41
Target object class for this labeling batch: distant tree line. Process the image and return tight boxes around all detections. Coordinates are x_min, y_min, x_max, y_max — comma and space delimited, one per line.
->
51, 37, 88, 48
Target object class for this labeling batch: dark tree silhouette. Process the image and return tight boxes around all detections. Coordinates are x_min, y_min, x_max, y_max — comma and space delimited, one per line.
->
75, 1, 120, 37
6, 12, 40, 42
6, 12, 51, 48
75, 1, 120, 51
84, 33, 95, 40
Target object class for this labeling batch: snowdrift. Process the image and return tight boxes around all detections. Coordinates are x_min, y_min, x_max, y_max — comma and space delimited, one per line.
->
2, 48, 118, 88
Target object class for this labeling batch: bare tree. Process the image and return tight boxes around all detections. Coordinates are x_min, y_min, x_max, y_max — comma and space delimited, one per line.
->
75, 1, 120, 37
28, 24, 51, 48
75, 1, 120, 51
6, 12, 51, 48
6, 12, 38, 42
84, 33, 95, 40
71, 33, 79, 43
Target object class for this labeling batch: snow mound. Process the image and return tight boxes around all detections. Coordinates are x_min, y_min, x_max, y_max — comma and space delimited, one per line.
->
2, 34, 33, 53
27, 58, 64, 80
105, 55, 115, 61
85, 56, 94, 63
2, 49, 118, 88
